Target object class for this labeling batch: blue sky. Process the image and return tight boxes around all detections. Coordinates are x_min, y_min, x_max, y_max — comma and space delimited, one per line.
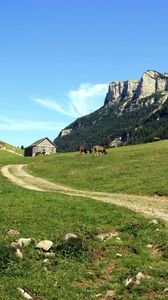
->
0, 0, 168, 147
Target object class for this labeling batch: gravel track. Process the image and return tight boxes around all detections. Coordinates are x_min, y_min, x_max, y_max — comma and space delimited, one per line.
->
1, 164, 168, 222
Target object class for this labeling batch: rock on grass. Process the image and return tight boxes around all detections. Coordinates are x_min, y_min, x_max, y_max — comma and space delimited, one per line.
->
36, 240, 53, 251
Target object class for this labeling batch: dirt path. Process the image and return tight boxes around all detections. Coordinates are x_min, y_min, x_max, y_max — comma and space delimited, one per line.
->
1, 164, 168, 222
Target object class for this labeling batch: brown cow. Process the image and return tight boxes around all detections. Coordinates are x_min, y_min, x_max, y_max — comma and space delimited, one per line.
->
93, 145, 107, 155
79, 145, 88, 154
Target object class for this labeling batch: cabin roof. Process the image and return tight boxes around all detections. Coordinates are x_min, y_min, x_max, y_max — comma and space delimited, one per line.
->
25, 137, 56, 149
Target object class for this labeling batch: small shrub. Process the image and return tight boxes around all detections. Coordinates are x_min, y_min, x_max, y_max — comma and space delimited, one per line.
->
54, 237, 90, 261
158, 243, 168, 258
119, 219, 145, 237
0, 243, 18, 271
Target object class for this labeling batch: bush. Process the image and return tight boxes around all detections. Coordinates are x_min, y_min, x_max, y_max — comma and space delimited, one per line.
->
0, 243, 18, 271
54, 237, 90, 261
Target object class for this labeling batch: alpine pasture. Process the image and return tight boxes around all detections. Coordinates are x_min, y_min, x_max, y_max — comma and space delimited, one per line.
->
0, 141, 168, 300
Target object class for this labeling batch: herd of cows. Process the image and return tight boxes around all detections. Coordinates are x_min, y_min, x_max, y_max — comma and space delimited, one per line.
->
79, 145, 107, 155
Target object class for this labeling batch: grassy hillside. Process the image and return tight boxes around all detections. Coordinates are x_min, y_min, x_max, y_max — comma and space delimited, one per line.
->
0, 146, 168, 299
28, 140, 168, 196
54, 103, 156, 152
0, 140, 23, 155
54, 93, 168, 152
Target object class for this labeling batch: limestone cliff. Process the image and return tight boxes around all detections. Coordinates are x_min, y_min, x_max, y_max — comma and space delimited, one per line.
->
104, 70, 168, 107
104, 80, 139, 105
54, 69, 168, 152
133, 70, 168, 99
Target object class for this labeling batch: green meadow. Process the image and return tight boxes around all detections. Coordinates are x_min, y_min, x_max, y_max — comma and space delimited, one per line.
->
0, 141, 168, 299
28, 140, 168, 196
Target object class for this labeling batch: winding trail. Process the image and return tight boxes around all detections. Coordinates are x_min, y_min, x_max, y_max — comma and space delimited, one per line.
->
1, 164, 168, 222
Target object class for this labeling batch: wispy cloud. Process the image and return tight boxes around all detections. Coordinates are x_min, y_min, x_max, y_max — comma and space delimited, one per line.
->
0, 116, 65, 131
0, 83, 108, 132
31, 83, 108, 118
31, 98, 77, 118
68, 83, 108, 116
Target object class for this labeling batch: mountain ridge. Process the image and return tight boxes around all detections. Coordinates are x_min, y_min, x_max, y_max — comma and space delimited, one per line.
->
54, 70, 168, 152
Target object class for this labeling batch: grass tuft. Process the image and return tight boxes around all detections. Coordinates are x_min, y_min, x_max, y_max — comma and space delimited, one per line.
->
54, 237, 90, 261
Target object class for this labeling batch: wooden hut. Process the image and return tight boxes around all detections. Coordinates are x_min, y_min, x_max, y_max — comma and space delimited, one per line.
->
24, 137, 56, 157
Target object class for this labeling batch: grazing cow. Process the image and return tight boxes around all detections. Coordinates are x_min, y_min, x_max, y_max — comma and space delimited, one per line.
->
93, 145, 107, 155
79, 145, 88, 154
88, 148, 93, 154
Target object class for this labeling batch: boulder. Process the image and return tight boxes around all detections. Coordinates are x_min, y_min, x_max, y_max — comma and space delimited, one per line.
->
97, 232, 119, 241
115, 253, 122, 257
6, 229, 20, 237
150, 219, 159, 225
135, 272, 146, 285
106, 289, 116, 298
18, 288, 32, 299
125, 272, 149, 286
36, 240, 53, 251
11, 238, 32, 248
63, 233, 78, 241
146, 244, 153, 249
43, 252, 55, 257
125, 276, 134, 286
16, 248, 23, 258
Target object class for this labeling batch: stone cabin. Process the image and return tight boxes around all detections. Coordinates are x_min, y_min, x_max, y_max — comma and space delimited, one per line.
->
24, 137, 56, 157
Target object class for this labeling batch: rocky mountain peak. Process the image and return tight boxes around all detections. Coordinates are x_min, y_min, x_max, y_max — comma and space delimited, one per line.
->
104, 70, 168, 106
104, 79, 139, 105
145, 70, 160, 78
133, 70, 168, 100
55, 69, 168, 152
